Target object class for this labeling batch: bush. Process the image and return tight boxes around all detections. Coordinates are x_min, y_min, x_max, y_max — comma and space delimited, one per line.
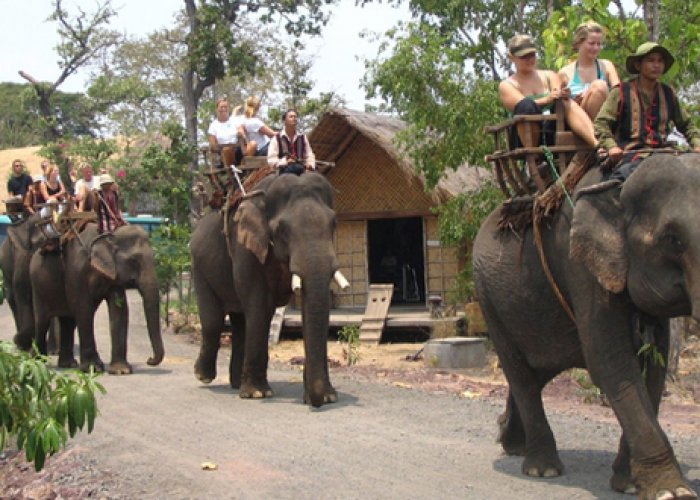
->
0, 342, 105, 471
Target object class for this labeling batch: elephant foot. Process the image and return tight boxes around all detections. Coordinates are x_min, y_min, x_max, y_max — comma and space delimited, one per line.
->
522, 450, 564, 478
80, 358, 105, 374
497, 410, 526, 456
610, 458, 635, 494
13, 333, 33, 352
58, 356, 79, 369
194, 357, 216, 384
229, 374, 242, 390
239, 380, 273, 399
633, 463, 697, 500
303, 386, 338, 406
108, 361, 133, 375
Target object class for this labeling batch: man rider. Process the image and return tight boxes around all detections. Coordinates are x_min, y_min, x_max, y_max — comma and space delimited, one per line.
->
594, 42, 700, 181
267, 109, 316, 175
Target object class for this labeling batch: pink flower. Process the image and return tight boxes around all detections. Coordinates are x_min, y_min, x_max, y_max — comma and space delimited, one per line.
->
117, 169, 126, 179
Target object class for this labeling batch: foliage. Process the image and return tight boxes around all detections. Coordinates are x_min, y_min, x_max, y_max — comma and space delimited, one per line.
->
112, 122, 195, 223
570, 368, 606, 405
338, 325, 361, 366
364, 22, 506, 186
150, 223, 192, 298
434, 181, 503, 302
0, 342, 105, 471
638, 342, 666, 379
0, 84, 98, 149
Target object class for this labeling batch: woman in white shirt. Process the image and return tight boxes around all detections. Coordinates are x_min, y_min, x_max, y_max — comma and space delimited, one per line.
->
239, 96, 276, 157
207, 99, 244, 167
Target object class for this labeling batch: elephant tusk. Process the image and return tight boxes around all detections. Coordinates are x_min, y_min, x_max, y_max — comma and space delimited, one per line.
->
291, 274, 302, 292
333, 270, 350, 290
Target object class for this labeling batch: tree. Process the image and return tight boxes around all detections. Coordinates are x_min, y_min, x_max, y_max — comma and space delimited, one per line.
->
18, 0, 120, 192
0, 342, 105, 472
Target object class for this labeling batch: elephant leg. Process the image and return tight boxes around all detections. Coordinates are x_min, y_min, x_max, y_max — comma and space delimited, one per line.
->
194, 286, 225, 384
239, 304, 274, 399
34, 311, 52, 357
498, 390, 526, 456
610, 319, 675, 495
107, 288, 132, 375
228, 313, 245, 389
57, 317, 78, 369
47, 317, 60, 355
581, 310, 691, 499
76, 307, 105, 373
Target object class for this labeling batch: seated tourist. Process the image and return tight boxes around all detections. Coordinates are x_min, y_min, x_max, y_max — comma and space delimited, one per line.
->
499, 34, 597, 148
558, 21, 620, 121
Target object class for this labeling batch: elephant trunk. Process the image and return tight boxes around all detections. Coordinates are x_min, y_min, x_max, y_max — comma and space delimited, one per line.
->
299, 269, 332, 408
139, 275, 164, 366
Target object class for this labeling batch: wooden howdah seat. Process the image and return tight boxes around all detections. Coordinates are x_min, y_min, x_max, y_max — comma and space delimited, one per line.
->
485, 100, 593, 197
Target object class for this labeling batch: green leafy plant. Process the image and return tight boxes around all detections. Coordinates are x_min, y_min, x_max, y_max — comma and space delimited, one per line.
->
638, 342, 666, 379
435, 181, 503, 302
151, 223, 195, 326
570, 368, 606, 406
338, 325, 361, 366
0, 342, 105, 471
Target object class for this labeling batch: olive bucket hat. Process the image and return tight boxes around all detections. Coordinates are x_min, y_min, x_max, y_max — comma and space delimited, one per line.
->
625, 42, 675, 74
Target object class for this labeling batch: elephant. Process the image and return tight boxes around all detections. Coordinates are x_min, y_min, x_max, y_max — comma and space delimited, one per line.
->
472, 154, 699, 499
191, 172, 348, 407
0, 213, 47, 350
29, 223, 164, 374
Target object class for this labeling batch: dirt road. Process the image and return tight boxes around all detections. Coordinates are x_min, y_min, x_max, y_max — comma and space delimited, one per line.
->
1, 292, 699, 499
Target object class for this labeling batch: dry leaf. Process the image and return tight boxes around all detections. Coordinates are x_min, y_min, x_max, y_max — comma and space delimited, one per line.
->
392, 381, 413, 389
201, 462, 218, 471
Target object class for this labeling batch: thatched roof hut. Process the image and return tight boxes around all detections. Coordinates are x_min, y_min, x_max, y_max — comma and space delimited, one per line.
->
308, 108, 489, 309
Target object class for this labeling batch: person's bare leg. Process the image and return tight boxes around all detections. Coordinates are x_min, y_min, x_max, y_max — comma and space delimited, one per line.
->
245, 140, 257, 157
579, 80, 609, 121
563, 100, 597, 146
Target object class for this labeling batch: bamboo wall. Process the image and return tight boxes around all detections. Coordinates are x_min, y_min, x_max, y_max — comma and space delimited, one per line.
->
332, 216, 460, 308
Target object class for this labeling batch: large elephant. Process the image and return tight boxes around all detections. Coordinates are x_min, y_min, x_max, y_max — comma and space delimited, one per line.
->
191, 172, 347, 407
473, 154, 699, 499
0, 213, 46, 350
30, 223, 164, 374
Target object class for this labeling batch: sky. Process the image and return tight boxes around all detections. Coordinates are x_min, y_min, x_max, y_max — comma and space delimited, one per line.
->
0, 0, 409, 110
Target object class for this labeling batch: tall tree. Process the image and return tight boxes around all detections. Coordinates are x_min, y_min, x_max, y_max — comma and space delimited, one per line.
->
18, 0, 119, 190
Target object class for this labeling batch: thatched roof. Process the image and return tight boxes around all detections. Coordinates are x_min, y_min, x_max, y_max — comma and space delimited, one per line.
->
309, 107, 490, 204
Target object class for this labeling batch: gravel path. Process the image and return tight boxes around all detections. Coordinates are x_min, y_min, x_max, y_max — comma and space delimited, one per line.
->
1, 293, 698, 499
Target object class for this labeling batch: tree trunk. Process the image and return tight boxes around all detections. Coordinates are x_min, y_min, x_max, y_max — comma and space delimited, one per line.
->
644, 0, 661, 41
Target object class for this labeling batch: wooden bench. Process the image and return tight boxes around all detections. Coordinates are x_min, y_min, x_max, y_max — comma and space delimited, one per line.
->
485, 100, 593, 197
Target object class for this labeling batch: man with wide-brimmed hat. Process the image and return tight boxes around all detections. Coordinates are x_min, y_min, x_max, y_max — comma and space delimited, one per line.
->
594, 41, 700, 180
97, 174, 125, 233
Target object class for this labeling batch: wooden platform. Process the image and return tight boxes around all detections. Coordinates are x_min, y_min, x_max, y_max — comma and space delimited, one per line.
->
282, 306, 464, 332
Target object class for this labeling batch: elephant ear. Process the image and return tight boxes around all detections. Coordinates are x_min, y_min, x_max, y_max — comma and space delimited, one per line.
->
90, 235, 117, 281
570, 186, 627, 293
234, 192, 269, 265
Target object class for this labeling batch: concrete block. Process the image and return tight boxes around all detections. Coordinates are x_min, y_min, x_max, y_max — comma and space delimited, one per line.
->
423, 337, 486, 369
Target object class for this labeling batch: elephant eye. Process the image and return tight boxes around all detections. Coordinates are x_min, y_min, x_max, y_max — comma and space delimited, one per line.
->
659, 231, 684, 255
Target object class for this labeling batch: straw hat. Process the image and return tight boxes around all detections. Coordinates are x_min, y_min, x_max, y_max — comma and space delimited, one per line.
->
625, 42, 675, 75
100, 174, 115, 185
33, 175, 43, 183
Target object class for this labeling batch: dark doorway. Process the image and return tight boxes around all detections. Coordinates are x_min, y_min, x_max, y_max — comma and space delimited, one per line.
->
367, 217, 425, 305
